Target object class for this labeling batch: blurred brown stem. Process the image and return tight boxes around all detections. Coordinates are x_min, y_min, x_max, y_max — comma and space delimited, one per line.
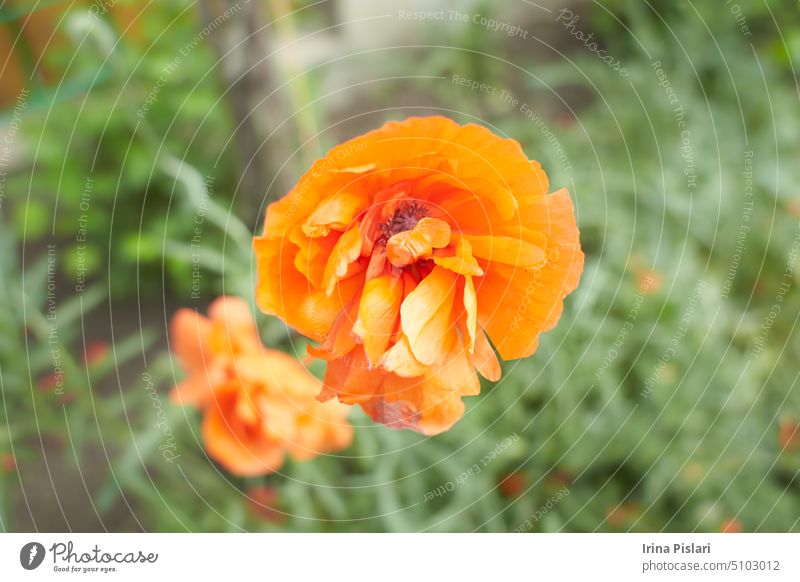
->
197, 0, 294, 229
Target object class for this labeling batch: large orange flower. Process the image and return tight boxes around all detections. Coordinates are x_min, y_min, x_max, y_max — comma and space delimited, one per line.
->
254, 116, 583, 435
170, 296, 353, 476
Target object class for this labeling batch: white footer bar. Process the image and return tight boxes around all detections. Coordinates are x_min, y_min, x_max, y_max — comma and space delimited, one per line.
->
1, 533, 797, 581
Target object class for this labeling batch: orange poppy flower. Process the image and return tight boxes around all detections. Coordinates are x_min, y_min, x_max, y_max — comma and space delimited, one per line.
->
170, 296, 353, 476
254, 116, 583, 435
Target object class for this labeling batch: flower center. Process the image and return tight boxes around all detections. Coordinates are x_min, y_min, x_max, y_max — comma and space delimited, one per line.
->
379, 201, 428, 241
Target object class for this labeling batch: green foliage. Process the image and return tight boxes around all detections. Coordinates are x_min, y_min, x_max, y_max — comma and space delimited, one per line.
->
4, 1, 236, 298
0, 215, 156, 530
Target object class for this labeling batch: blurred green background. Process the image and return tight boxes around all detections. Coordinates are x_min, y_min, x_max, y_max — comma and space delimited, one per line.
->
1, 0, 799, 532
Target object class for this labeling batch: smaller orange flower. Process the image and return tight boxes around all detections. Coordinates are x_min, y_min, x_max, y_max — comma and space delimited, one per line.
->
170, 297, 353, 476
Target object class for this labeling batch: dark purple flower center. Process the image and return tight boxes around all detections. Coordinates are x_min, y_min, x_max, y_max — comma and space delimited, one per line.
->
379, 201, 428, 240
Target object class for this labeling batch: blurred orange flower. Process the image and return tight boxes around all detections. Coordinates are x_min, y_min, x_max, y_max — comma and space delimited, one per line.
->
254, 116, 583, 435
82, 340, 110, 367
1, 453, 15, 473
779, 418, 800, 452
605, 502, 641, 528
498, 472, 526, 498
170, 296, 353, 476
787, 199, 800, 219
720, 518, 743, 533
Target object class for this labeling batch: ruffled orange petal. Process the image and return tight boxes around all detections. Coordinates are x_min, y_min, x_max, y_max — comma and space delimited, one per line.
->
170, 374, 213, 407
400, 266, 458, 366
380, 335, 426, 377
432, 236, 484, 276
361, 373, 465, 436
262, 161, 373, 240
462, 275, 478, 353
206, 296, 262, 355
307, 299, 359, 361
302, 191, 367, 238
254, 235, 362, 343
238, 349, 322, 399
458, 178, 518, 221
477, 188, 583, 360
386, 217, 451, 268
170, 308, 212, 374
517, 187, 584, 292
294, 232, 337, 289
208, 296, 254, 333
462, 234, 546, 269
428, 342, 480, 396
352, 274, 403, 365
443, 121, 548, 203
285, 399, 354, 461
472, 329, 501, 381
321, 225, 363, 295
320, 345, 383, 405
202, 397, 286, 476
